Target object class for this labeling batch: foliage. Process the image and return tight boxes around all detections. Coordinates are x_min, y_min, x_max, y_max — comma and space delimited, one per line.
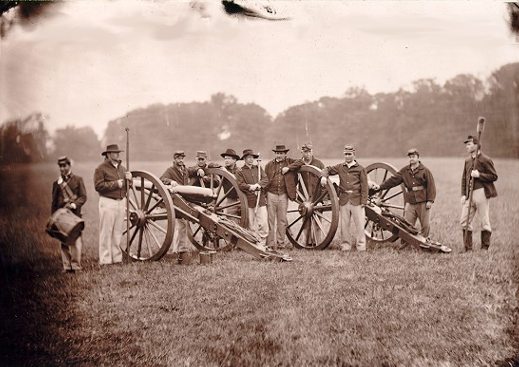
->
52, 125, 101, 162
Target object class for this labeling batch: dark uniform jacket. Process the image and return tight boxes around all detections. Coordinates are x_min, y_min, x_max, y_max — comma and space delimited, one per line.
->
379, 162, 436, 204
160, 163, 190, 185
94, 159, 127, 200
222, 165, 239, 201
322, 161, 368, 206
264, 158, 297, 200
461, 152, 498, 199
52, 173, 87, 216
187, 163, 221, 187
236, 164, 268, 208
288, 157, 325, 201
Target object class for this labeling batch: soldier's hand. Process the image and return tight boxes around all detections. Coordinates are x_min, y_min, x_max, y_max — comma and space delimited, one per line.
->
117, 179, 124, 188
57, 176, 64, 185
281, 167, 289, 175
161, 178, 172, 185
320, 177, 327, 187
170, 181, 179, 187
197, 168, 205, 177
125, 171, 132, 180
470, 169, 480, 178
425, 201, 433, 210
460, 195, 466, 205
66, 202, 77, 210
370, 183, 380, 191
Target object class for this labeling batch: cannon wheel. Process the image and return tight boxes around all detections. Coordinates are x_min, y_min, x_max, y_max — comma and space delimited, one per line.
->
286, 165, 340, 250
365, 162, 406, 243
187, 167, 249, 251
122, 170, 175, 261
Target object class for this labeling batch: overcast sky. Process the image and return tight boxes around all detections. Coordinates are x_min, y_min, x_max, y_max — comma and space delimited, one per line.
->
1, 1, 517, 138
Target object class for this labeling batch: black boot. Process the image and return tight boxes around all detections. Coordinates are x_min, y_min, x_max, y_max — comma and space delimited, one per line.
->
481, 230, 491, 250
463, 230, 473, 251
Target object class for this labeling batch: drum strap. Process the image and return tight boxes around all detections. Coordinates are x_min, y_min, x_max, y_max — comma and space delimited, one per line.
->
59, 178, 78, 203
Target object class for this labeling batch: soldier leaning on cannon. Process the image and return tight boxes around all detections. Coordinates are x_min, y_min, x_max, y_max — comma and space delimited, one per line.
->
160, 150, 195, 263
372, 148, 436, 240
94, 144, 131, 265
188, 151, 220, 187
320, 144, 368, 251
51, 156, 87, 272
460, 135, 498, 251
264, 144, 297, 250
236, 149, 269, 246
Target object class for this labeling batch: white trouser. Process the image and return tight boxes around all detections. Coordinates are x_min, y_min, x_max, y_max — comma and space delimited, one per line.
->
460, 188, 491, 232
340, 202, 366, 251
248, 206, 268, 244
172, 218, 194, 253
98, 196, 125, 264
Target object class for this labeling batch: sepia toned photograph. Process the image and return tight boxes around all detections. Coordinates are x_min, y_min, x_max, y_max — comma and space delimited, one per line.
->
1, 1, 518, 365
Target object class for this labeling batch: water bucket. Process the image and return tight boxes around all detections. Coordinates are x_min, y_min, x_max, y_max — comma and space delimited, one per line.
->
199, 251, 216, 265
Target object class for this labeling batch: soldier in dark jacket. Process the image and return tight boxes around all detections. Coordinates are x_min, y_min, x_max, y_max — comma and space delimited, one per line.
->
52, 156, 87, 272
236, 149, 269, 245
188, 151, 220, 187
372, 148, 436, 239
321, 145, 368, 251
160, 151, 194, 262
460, 135, 498, 251
94, 144, 131, 265
264, 144, 297, 249
220, 148, 241, 219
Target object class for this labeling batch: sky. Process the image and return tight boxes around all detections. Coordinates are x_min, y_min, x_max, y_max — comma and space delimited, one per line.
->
1, 1, 518, 138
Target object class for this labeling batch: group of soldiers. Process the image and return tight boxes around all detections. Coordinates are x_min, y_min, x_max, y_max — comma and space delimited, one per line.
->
50, 134, 498, 272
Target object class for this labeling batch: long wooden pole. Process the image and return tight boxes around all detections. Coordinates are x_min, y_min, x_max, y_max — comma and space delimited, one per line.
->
125, 128, 130, 253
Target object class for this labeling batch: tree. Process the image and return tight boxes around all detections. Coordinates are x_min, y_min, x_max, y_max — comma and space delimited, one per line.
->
52, 126, 101, 161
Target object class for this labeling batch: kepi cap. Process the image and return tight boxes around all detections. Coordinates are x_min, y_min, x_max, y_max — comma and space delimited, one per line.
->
57, 156, 71, 165
196, 151, 208, 159
343, 144, 355, 153
301, 143, 313, 152
463, 135, 479, 145
173, 150, 185, 158
407, 148, 419, 157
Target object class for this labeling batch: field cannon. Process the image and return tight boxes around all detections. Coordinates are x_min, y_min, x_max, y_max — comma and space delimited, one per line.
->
122, 167, 292, 262
284, 163, 451, 253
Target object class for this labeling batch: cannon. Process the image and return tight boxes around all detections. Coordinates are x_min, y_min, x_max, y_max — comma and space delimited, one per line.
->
284, 163, 451, 253
121, 167, 292, 262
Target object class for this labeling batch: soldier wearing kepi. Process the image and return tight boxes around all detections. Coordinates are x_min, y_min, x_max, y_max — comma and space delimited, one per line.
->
460, 135, 498, 251
372, 148, 436, 240
236, 149, 269, 245
188, 151, 217, 187
51, 156, 87, 272
160, 151, 195, 263
94, 144, 131, 265
321, 145, 368, 251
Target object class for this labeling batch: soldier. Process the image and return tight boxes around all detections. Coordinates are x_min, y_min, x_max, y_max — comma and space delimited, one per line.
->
220, 148, 241, 219
236, 149, 269, 245
160, 151, 194, 262
372, 148, 436, 240
94, 144, 131, 265
320, 145, 368, 251
264, 144, 297, 249
460, 135, 498, 251
188, 151, 212, 187
51, 156, 87, 272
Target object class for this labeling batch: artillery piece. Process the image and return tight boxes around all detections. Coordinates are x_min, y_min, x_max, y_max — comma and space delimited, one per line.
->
284, 162, 451, 253
122, 167, 292, 262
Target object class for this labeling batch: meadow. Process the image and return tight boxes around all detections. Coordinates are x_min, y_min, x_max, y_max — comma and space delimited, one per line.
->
1, 157, 518, 366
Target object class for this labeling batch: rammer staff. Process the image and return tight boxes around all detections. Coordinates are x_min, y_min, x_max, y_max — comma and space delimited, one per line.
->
125, 127, 130, 253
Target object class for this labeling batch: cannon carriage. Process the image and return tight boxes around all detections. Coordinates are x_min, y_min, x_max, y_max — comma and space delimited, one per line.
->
122, 167, 292, 262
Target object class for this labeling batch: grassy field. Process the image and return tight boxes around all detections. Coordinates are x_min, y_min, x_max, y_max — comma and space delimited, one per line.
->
1, 158, 518, 366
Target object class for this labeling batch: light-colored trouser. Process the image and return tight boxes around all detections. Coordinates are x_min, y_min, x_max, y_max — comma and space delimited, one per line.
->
340, 202, 366, 251
404, 202, 430, 237
98, 196, 125, 264
248, 206, 268, 244
172, 218, 194, 253
60, 236, 82, 270
460, 188, 491, 232
267, 193, 289, 246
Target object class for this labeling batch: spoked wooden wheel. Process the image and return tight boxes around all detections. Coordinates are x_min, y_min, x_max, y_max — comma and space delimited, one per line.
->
286, 165, 339, 250
122, 170, 175, 261
365, 162, 406, 243
187, 167, 249, 251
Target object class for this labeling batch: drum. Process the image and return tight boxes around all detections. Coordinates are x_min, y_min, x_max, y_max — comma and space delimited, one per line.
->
46, 208, 85, 244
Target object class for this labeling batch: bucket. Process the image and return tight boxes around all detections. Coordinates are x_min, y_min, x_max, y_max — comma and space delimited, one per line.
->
199, 251, 216, 265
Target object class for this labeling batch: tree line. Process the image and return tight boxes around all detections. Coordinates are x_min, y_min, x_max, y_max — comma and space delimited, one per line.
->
1, 62, 518, 164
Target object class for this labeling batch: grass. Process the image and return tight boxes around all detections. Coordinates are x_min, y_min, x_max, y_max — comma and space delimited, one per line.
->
1, 158, 518, 366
